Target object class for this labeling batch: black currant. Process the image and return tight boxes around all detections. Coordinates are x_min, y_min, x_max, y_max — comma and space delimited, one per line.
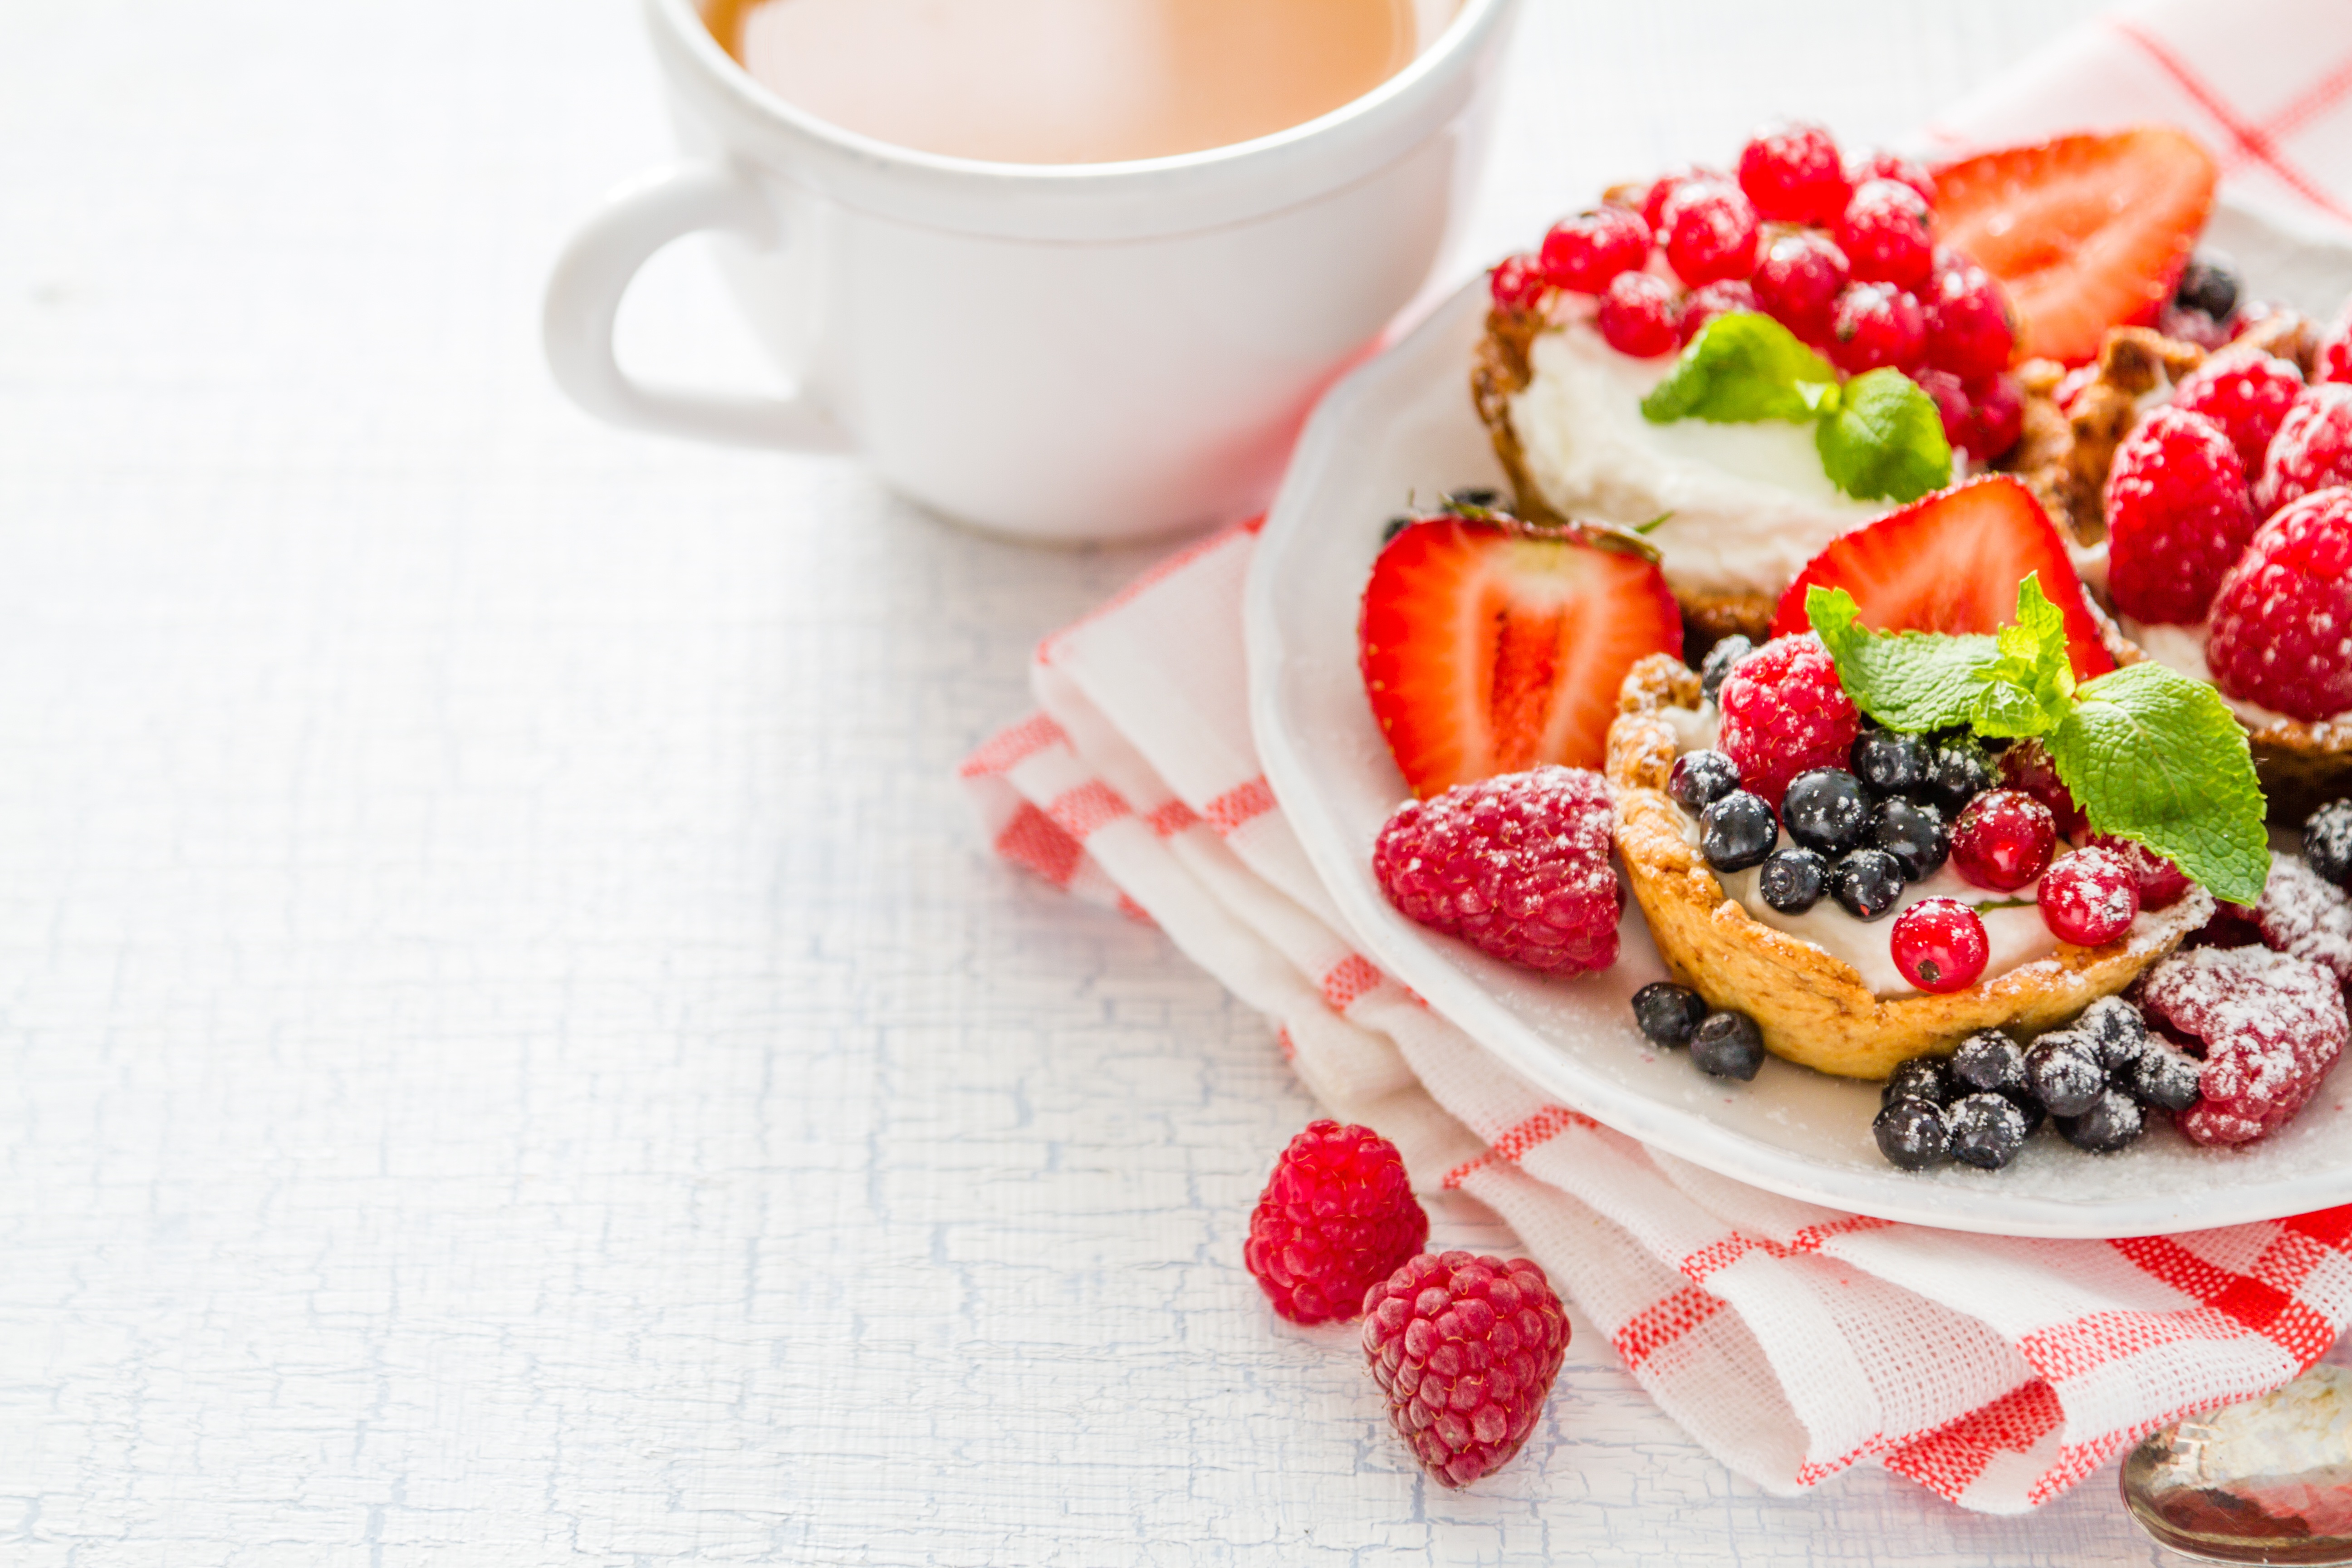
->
2023, 1032, 2104, 1118
1829, 848, 1905, 920
1689, 1010, 1765, 1081
1759, 847, 1829, 913
1632, 982, 1708, 1049
1950, 1030, 2027, 1097
1946, 1092, 2029, 1170
1699, 636, 1754, 707
1869, 796, 1949, 879
1700, 790, 1777, 873
1669, 750, 1742, 812
2304, 800, 2352, 889
2058, 1088, 2146, 1153
1782, 769, 1869, 856
2173, 254, 2239, 322
1874, 1099, 1949, 1171
1850, 730, 1932, 797
2075, 995, 2151, 1074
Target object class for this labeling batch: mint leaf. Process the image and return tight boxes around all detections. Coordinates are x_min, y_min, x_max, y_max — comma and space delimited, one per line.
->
2046, 661, 2271, 906
1813, 369, 1954, 503
1806, 585, 1996, 731
1640, 312, 1838, 425
1965, 574, 2077, 739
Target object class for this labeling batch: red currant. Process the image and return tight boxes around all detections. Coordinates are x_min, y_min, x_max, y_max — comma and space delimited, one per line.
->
2039, 847, 2141, 946
1964, 372, 2024, 462
1660, 179, 1760, 287
1916, 368, 1971, 452
1950, 789, 2057, 891
1891, 897, 1990, 993
1996, 741, 2088, 838
1737, 124, 1850, 226
1540, 206, 1651, 294
1828, 282, 1927, 374
2083, 833, 2193, 911
1597, 270, 1679, 358
1750, 231, 1849, 345
1679, 279, 1760, 343
1926, 262, 2017, 379
1640, 168, 1714, 234
1846, 151, 1937, 210
1489, 253, 1548, 312
1837, 178, 1936, 290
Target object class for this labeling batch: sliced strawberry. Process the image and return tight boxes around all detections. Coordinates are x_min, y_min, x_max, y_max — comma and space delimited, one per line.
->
1769, 475, 2116, 681
1360, 514, 1682, 797
1932, 128, 2217, 365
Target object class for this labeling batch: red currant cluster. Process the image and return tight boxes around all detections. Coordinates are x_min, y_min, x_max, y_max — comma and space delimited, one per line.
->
1490, 124, 2026, 462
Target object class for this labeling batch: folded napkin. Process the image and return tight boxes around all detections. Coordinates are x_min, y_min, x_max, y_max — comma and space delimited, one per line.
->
960, 0, 2352, 1514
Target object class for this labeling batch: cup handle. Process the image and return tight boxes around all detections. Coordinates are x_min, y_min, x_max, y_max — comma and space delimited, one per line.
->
543, 160, 851, 451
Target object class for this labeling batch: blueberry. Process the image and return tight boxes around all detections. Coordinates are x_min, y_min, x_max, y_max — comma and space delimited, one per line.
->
2304, 800, 2352, 889
1689, 1010, 1765, 1080
1874, 1098, 1949, 1171
2024, 1032, 2105, 1118
1829, 848, 1906, 920
1759, 847, 1829, 913
1924, 743, 1994, 813
2075, 995, 2151, 1074
1882, 1054, 1951, 1107
1669, 750, 1741, 812
1951, 1030, 2027, 1096
1851, 730, 1932, 797
1632, 981, 1708, 1049
1782, 769, 1870, 856
1699, 636, 1754, 707
1700, 790, 1777, 873
1869, 796, 1949, 879
2001, 1088, 2048, 1138
2058, 1087, 2146, 1153
2125, 1044, 2202, 1112
2173, 254, 2239, 322
1946, 1092, 2029, 1170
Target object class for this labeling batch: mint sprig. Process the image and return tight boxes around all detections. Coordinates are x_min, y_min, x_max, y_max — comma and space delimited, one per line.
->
1805, 578, 2269, 905
1640, 313, 1952, 504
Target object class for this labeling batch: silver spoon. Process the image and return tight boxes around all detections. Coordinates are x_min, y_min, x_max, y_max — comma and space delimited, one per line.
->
2122, 1362, 2352, 1564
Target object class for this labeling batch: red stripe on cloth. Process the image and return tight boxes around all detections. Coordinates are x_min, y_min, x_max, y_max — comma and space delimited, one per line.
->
1034, 518, 1263, 665
993, 802, 1084, 889
1044, 780, 1132, 842
1275, 1025, 1296, 1062
2108, 19, 2352, 224
1203, 776, 1277, 836
1441, 1104, 1601, 1188
2111, 1233, 2335, 1353
1882, 1380, 2064, 1504
2021, 1303, 2278, 1385
1611, 1285, 1725, 1371
2283, 1204, 2352, 1250
2261, 46, 2352, 142
1677, 1215, 1896, 1284
957, 712, 1068, 779
1115, 891, 1155, 926
1144, 799, 1199, 837
1319, 953, 1383, 1012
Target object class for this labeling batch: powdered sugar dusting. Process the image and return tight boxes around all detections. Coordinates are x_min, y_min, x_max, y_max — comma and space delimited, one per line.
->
2137, 945, 2349, 1147
2255, 854, 2352, 984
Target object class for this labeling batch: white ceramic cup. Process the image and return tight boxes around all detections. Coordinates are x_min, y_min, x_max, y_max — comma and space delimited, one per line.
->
544, 0, 1520, 542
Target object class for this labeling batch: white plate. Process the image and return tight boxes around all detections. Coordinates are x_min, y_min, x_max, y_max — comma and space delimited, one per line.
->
1245, 201, 2352, 1238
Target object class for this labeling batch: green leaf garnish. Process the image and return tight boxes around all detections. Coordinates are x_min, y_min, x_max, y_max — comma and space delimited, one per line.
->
1814, 369, 1954, 504
1806, 578, 2270, 905
1639, 312, 1838, 425
2048, 662, 2271, 906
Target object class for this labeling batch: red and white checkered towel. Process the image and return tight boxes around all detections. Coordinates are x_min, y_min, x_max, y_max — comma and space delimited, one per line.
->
960, 0, 2352, 1514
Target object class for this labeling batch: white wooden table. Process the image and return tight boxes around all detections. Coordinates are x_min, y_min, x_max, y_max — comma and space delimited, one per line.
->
0, 0, 2216, 1560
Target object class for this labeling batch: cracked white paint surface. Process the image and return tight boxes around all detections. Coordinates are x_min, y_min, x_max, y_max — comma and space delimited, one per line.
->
0, 0, 2212, 1560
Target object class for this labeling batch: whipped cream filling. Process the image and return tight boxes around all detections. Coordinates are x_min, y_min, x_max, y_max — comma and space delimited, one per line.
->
1507, 314, 1921, 599
2119, 615, 2344, 729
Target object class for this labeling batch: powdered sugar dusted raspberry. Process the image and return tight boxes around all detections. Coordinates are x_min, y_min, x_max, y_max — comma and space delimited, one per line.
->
2137, 945, 2349, 1147
2254, 855, 2352, 985
1372, 766, 1622, 976
1362, 1251, 1570, 1488
2206, 486, 2352, 723
2173, 351, 2304, 476
2258, 383, 2352, 516
2105, 406, 2259, 626
1716, 633, 1861, 809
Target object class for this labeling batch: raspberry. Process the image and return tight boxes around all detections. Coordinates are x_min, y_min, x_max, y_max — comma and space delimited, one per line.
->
1998, 739, 2088, 838
1489, 253, 1547, 312
2172, 351, 2304, 476
2082, 833, 2191, 911
1372, 765, 1623, 975
2317, 299, 2352, 386
1539, 206, 1651, 294
2253, 854, 2352, 986
1245, 1121, 1430, 1325
2137, 945, 2349, 1147
2040, 847, 2141, 946
2103, 406, 2258, 625
1659, 178, 1760, 287
1836, 178, 1935, 290
1737, 123, 1850, 225
1847, 150, 1936, 208
1596, 270, 1679, 358
1750, 230, 1849, 344
2207, 488, 2352, 722
1362, 1251, 1570, 1488
1715, 634, 1862, 809
1891, 897, 1989, 993
1925, 262, 2016, 379
1828, 282, 1926, 375
2257, 383, 2352, 515
1950, 789, 2055, 891
1678, 279, 1759, 343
